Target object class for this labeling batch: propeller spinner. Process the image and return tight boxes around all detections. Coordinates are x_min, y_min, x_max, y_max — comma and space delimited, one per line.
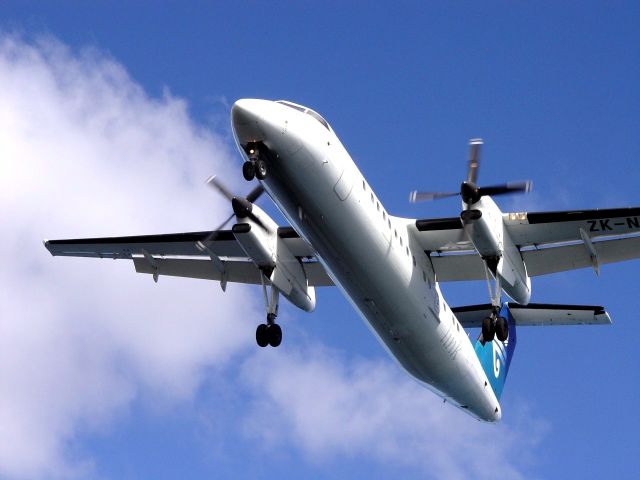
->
196, 175, 267, 250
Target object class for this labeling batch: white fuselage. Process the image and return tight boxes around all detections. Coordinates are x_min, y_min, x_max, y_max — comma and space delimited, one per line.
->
231, 99, 501, 422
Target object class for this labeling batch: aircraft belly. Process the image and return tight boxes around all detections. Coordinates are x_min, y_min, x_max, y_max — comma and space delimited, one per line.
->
262, 141, 499, 421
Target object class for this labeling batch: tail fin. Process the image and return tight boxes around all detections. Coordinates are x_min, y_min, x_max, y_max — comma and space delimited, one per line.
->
473, 302, 517, 400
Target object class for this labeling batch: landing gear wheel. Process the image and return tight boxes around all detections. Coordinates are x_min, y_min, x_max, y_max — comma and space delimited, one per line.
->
242, 161, 256, 181
255, 159, 267, 180
482, 316, 495, 342
267, 323, 282, 347
495, 316, 509, 342
256, 323, 269, 347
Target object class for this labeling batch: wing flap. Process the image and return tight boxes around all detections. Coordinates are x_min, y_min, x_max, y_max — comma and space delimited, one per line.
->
132, 257, 334, 287
524, 235, 640, 276
430, 253, 486, 281
133, 257, 261, 283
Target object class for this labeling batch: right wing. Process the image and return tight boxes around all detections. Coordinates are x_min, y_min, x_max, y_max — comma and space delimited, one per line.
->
414, 207, 640, 281
44, 227, 334, 287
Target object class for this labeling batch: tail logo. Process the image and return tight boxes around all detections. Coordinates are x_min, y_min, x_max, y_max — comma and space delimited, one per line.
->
492, 339, 507, 379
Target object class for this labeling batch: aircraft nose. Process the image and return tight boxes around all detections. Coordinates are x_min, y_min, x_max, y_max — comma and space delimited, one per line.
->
231, 99, 265, 144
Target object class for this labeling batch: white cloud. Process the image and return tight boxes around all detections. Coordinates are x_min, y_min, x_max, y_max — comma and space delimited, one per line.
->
0, 34, 547, 480
0, 34, 257, 478
240, 344, 547, 480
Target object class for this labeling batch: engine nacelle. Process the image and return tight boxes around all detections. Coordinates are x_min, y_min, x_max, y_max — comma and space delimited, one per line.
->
232, 222, 276, 268
462, 197, 531, 305
232, 209, 315, 312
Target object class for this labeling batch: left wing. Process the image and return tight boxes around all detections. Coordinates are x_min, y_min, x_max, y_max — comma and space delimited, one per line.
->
45, 227, 335, 287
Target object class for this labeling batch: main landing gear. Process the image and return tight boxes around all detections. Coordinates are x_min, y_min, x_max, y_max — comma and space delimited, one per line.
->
481, 307, 508, 343
481, 261, 509, 343
256, 314, 282, 348
242, 143, 268, 181
256, 271, 282, 347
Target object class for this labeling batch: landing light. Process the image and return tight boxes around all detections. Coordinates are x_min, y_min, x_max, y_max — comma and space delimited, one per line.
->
509, 212, 527, 221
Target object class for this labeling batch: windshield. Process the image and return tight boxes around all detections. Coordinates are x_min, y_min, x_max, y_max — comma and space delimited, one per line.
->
276, 100, 331, 131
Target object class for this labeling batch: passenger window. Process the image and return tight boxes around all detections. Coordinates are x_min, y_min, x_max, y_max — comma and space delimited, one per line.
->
400, 237, 403, 247
422, 270, 427, 282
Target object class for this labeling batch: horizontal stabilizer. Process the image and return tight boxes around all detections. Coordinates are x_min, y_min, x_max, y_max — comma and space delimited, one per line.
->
453, 303, 611, 328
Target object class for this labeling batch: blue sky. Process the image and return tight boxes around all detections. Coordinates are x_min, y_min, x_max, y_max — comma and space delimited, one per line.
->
1, 2, 639, 479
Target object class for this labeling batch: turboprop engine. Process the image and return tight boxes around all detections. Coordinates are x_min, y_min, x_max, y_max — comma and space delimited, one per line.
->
409, 138, 533, 305
232, 208, 316, 312
203, 176, 315, 313
461, 196, 531, 305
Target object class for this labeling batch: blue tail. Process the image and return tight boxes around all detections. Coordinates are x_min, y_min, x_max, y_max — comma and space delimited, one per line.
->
474, 302, 517, 400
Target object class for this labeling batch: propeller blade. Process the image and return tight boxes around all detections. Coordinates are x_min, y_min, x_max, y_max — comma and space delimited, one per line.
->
467, 138, 483, 184
245, 184, 265, 203
409, 190, 459, 203
206, 175, 235, 201
196, 213, 235, 250
477, 180, 533, 197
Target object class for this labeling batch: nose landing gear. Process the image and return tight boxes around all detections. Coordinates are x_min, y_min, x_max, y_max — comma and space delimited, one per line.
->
243, 143, 268, 181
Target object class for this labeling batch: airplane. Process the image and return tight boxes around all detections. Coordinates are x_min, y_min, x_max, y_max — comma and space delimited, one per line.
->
45, 99, 640, 422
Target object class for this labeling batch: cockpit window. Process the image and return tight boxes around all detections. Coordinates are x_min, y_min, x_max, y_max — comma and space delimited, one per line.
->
276, 100, 331, 131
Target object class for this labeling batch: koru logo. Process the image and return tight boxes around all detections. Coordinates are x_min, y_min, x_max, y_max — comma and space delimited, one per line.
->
492, 343, 501, 378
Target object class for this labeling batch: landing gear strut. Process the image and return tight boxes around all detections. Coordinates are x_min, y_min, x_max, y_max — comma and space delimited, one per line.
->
243, 144, 268, 181
256, 271, 282, 347
481, 262, 509, 343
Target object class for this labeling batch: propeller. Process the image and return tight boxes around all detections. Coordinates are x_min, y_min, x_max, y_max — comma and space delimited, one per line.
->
409, 138, 532, 206
197, 175, 267, 250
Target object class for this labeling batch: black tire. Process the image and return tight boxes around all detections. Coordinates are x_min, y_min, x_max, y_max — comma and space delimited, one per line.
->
255, 159, 267, 180
243, 161, 256, 181
256, 323, 269, 347
268, 323, 282, 347
495, 316, 509, 342
482, 317, 495, 342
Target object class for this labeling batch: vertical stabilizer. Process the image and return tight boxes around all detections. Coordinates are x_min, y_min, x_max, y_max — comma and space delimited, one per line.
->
474, 303, 517, 400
